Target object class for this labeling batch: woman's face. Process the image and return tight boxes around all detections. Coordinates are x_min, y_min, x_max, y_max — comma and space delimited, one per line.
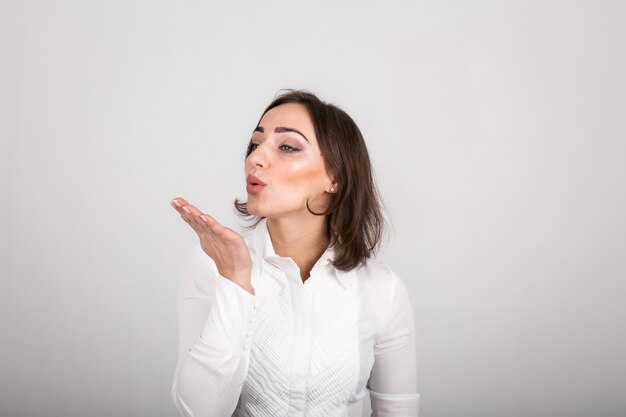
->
245, 103, 334, 219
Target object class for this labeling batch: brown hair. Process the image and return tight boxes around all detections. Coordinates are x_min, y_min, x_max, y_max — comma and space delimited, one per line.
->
235, 90, 384, 271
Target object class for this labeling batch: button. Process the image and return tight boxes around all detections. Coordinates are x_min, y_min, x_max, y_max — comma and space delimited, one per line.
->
243, 345, 250, 351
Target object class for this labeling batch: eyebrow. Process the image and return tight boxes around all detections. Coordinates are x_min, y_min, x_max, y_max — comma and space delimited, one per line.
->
253, 126, 309, 142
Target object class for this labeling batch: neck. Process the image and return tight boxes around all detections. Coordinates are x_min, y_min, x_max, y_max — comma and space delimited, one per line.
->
266, 214, 329, 281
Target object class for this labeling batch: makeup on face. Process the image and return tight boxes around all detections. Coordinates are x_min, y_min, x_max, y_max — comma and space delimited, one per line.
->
243, 103, 332, 218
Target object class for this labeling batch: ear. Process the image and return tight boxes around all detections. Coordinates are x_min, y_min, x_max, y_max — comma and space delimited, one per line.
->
327, 179, 338, 194
323, 169, 338, 193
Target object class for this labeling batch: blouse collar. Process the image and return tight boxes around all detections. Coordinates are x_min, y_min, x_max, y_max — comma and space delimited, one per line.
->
246, 218, 355, 289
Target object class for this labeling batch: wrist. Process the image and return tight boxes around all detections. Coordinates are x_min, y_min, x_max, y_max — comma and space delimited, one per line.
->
220, 269, 253, 294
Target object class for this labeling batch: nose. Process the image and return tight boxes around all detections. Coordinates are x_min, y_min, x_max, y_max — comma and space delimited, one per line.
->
246, 142, 269, 169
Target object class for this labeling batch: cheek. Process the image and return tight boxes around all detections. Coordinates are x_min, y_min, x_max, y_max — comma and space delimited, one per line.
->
277, 158, 327, 189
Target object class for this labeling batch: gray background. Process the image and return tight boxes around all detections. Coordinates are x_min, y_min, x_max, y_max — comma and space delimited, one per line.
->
1, 1, 625, 416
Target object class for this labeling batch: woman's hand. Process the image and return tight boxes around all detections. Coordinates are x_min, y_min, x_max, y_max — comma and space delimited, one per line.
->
170, 197, 254, 294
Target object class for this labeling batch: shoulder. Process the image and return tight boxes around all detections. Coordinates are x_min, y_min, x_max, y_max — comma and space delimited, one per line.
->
357, 261, 415, 343
352, 260, 412, 315
351, 260, 415, 338
353, 259, 405, 295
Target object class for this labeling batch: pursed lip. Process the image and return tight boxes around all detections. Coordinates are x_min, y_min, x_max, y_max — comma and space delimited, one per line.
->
246, 174, 267, 186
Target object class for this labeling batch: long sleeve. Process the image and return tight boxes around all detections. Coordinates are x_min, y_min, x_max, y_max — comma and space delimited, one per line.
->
367, 270, 420, 417
171, 244, 259, 417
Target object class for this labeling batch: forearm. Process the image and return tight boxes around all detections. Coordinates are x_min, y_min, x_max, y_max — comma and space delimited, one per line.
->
172, 273, 259, 416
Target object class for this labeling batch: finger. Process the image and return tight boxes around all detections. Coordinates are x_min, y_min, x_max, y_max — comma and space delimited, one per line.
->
199, 216, 240, 243
170, 197, 192, 219
198, 216, 228, 244
174, 203, 194, 225
182, 203, 207, 228
196, 214, 236, 247
171, 198, 203, 224
181, 204, 225, 242
179, 210, 197, 230
171, 199, 205, 233
170, 197, 189, 210
198, 213, 223, 234
170, 198, 233, 242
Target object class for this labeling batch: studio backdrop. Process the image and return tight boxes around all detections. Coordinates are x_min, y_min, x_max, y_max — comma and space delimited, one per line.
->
1, 1, 625, 416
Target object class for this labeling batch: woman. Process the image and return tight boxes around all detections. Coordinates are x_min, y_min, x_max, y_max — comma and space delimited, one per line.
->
170, 90, 419, 416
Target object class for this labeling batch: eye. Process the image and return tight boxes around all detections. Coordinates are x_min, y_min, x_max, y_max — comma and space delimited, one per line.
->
279, 144, 300, 153
246, 141, 259, 156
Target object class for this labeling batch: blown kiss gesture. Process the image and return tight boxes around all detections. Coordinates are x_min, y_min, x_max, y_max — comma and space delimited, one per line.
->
170, 197, 254, 294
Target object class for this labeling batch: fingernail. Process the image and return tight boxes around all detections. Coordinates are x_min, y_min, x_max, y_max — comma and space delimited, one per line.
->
200, 215, 209, 222
182, 206, 191, 214
170, 199, 181, 208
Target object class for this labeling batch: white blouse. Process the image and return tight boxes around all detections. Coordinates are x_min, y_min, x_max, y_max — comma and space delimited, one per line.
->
171, 218, 419, 416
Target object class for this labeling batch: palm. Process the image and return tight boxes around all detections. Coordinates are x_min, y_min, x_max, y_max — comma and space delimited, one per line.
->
171, 197, 253, 292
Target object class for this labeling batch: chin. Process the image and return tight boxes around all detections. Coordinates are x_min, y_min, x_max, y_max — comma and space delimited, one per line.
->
245, 200, 265, 217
